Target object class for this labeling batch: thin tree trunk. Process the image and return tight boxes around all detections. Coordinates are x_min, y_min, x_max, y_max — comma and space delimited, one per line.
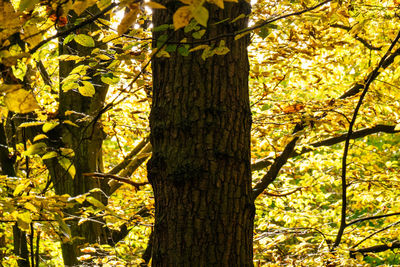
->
45, 7, 110, 265
148, 2, 254, 265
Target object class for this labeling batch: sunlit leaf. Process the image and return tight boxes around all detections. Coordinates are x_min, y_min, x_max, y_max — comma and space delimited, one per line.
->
78, 81, 95, 97
173, 6, 193, 30
74, 34, 95, 47
117, 4, 140, 35
4, 89, 40, 113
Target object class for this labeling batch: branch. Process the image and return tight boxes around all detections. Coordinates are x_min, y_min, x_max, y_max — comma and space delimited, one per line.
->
108, 142, 152, 194
29, 3, 117, 54
252, 124, 400, 172
330, 23, 382, 51
83, 172, 149, 190
109, 137, 149, 175
350, 241, 400, 257
265, 187, 303, 197
333, 28, 400, 250
347, 212, 400, 227
340, 46, 400, 99
252, 136, 300, 200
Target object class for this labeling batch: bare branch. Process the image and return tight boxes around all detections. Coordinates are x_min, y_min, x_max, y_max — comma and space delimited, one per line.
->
109, 142, 152, 194
330, 23, 382, 51
252, 136, 300, 200
252, 124, 400, 172
83, 172, 149, 190
265, 187, 303, 197
347, 212, 400, 227
109, 137, 149, 175
333, 29, 400, 250
350, 241, 400, 257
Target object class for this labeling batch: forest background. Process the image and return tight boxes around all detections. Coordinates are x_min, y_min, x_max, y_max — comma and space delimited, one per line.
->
1, 0, 400, 266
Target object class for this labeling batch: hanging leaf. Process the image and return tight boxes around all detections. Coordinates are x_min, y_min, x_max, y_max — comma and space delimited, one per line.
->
4, 89, 40, 113
54, 214, 71, 239
74, 34, 95, 47
33, 134, 48, 142
43, 121, 59, 133
117, 4, 140, 36
192, 5, 208, 27
42, 151, 58, 160
58, 157, 76, 179
78, 81, 95, 97
22, 142, 47, 157
173, 6, 193, 30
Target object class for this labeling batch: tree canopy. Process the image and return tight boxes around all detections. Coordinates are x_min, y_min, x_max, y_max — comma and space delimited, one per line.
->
1, 0, 400, 265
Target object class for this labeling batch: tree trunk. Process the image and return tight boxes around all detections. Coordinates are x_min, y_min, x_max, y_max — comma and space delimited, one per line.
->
148, 2, 254, 265
45, 7, 110, 265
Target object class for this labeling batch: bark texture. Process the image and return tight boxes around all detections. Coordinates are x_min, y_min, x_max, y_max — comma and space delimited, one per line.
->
148, 2, 254, 266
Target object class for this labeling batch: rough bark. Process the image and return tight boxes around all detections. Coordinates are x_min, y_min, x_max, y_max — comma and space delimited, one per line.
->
148, 2, 254, 265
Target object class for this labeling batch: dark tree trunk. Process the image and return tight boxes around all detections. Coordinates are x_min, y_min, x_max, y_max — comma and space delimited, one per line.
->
148, 2, 254, 265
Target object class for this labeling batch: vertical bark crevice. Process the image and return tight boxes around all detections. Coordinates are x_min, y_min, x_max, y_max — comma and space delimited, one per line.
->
149, 2, 253, 265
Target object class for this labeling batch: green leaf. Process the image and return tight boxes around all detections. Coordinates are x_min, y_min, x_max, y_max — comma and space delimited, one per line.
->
74, 34, 95, 47
63, 34, 75, 45
165, 44, 177, 52
22, 142, 47, 157
153, 24, 172, 32
78, 81, 95, 97
192, 6, 209, 27
178, 46, 190, 56
101, 73, 120, 85
192, 29, 206, 39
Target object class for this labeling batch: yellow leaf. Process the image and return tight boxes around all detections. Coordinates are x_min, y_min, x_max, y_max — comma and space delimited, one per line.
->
74, 34, 95, 47
395, 124, 400, 131
0, 1, 22, 29
58, 157, 76, 179
180, 0, 193, 4
33, 134, 48, 142
86, 196, 106, 209
78, 81, 95, 97
0, 84, 22, 93
117, 4, 140, 36
145, 1, 167, 9
24, 202, 39, 213
43, 121, 59, 133
57, 55, 86, 62
173, 6, 193, 30
208, 0, 224, 9
71, 0, 97, 16
5, 89, 40, 113
22, 23, 42, 48
63, 120, 79, 127
42, 151, 58, 160
189, 44, 209, 52
13, 181, 30, 196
